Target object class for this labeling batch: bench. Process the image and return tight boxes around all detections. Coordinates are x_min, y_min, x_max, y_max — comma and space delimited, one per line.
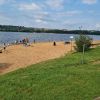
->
64, 41, 70, 44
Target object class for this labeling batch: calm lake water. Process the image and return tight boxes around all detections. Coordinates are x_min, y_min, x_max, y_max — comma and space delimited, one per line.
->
0, 32, 100, 44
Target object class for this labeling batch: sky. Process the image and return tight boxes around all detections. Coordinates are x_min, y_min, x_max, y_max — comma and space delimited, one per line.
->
0, 0, 100, 30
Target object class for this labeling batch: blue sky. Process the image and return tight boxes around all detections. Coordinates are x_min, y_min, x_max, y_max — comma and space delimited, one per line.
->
0, 0, 100, 30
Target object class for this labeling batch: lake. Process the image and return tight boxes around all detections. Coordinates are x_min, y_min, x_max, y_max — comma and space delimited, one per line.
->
0, 32, 100, 44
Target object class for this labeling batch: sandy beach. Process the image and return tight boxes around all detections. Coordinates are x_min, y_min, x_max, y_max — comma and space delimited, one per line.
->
0, 42, 71, 74
0, 41, 100, 75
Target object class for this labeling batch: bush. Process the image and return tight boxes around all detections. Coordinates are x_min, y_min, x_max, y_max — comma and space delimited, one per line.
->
75, 34, 92, 52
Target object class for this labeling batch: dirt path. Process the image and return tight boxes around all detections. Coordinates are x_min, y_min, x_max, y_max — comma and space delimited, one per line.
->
0, 42, 71, 74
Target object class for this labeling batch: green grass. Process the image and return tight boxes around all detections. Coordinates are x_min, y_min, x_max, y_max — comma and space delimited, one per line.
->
0, 47, 100, 100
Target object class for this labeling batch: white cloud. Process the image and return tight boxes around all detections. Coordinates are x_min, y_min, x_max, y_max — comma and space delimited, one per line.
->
95, 23, 100, 28
46, 0, 64, 9
35, 19, 47, 24
58, 10, 82, 16
35, 19, 43, 23
82, 0, 97, 4
19, 3, 41, 11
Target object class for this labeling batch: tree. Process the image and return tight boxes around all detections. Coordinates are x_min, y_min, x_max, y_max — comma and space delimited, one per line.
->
75, 34, 92, 52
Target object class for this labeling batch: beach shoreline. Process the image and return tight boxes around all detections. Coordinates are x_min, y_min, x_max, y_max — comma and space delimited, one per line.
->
0, 40, 100, 75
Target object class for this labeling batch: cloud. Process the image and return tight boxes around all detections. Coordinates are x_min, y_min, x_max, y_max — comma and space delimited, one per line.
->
82, 0, 97, 4
35, 19, 47, 24
57, 10, 82, 16
46, 0, 64, 9
95, 23, 100, 28
19, 2, 41, 11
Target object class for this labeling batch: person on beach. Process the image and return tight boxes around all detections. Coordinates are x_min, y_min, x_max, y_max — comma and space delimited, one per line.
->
26, 38, 30, 46
26, 38, 29, 43
20, 40, 22, 44
34, 40, 36, 44
53, 41, 56, 46
3, 43, 6, 50
22, 38, 30, 46
22, 38, 27, 46
22, 39, 25, 44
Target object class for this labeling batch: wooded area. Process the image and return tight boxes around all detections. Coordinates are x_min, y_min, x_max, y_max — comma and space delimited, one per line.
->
0, 25, 100, 35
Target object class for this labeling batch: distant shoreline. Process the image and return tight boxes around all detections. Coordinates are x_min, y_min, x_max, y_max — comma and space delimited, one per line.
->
0, 31, 100, 35
0, 25, 100, 35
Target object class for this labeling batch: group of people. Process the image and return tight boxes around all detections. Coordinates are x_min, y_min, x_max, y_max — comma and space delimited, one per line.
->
14, 38, 58, 47
0, 43, 7, 53
22, 38, 30, 46
15, 38, 30, 46
15, 38, 57, 46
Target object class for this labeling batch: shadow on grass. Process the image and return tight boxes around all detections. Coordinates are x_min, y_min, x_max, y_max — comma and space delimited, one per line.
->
64, 61, 88, 67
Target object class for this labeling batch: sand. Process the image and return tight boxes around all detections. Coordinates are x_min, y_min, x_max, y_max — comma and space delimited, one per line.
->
0, 40, 100, 75
0, 42, 71, 74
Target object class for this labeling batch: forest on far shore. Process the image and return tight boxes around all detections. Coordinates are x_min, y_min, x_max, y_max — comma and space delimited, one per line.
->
0, 25, 100, 35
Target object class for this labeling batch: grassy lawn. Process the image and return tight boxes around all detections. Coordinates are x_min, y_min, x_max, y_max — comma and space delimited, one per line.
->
0, 47, 100, 100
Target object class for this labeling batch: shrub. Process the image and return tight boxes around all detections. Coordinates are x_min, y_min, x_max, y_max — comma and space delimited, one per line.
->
75, 34, 92, 52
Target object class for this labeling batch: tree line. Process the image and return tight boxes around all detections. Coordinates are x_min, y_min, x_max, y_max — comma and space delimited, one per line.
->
0, 25, 100, 35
